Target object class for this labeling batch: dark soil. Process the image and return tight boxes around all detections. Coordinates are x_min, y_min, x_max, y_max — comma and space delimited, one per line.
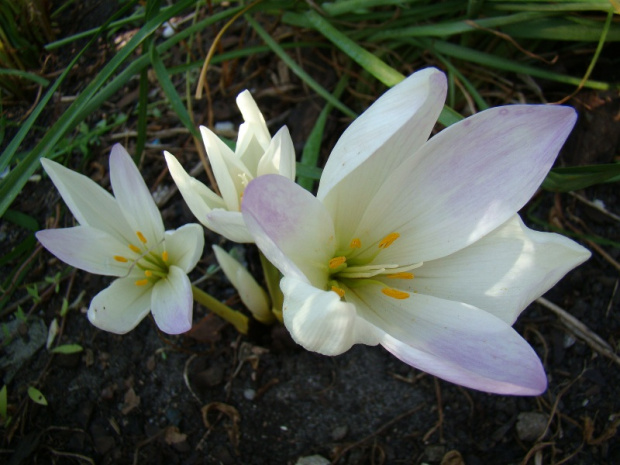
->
1, 3, 619, 465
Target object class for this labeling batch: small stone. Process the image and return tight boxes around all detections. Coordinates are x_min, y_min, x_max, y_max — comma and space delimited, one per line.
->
516, 412, 548, 442
424, 445, 446, 462
243, 388, 256, 400
295, 455, 330, 465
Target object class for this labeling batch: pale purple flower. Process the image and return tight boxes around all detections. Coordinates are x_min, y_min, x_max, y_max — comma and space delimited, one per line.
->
241, 68, 590, 395
36, 144, 204, 335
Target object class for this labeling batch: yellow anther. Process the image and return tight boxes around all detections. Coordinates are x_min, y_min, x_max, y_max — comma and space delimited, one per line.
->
329, 256, 347, 269
331, 286, 345, 298
349, 238, 361, 249
162, 251, 169, 262
136, 231, 147, 244
144, 270, 153, 277
113, 255, 129, 263
128, 244, 141, 254
381, 287, 410, 299
135, 279, 149, 286
378, 232, 400, 249
386, 272, 414, 279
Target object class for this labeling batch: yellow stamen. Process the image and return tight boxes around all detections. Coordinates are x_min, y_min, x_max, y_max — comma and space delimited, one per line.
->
386, 272, 414, 279
135, 279, 149, 286
381, 287, 410, 299
379, 232, 400, 249
136, 231, 147, 244
162, 251, 169, 262
128, 244, 141, 253
329, 256, 347, 269
349, 238, 361, 249
331, 286, 345, 298
114, 255, 129, 263
144, 270, 153, 277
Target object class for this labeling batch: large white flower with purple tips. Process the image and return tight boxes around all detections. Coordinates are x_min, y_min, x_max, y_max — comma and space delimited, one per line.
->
36, 144, 204, 335
241, 68, 591, 395
164, 90, 296, 243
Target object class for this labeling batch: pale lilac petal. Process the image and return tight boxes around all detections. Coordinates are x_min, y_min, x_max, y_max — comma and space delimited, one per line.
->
36, 226, 132, 277
164, 224, 205, 273
357, 104, 577, 263
87, 277, 152, 334
242, 175, 335, 286
109, 144, 165, 246
205, 210, 254, 243
150, 265, 193, 334
213, 245, 273, 323
164, 151, 226, 227
40, 158, 132, 242
201, 126, 250, 211
345, 289, 547, 395
408, 215, 591, 324
318, 68, 447, 248
256, 126, 296, 180
281, 277, 382, 355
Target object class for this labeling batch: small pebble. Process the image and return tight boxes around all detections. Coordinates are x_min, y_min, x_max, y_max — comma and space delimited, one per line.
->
516, 411, 548, 441
295, 455, 330, 465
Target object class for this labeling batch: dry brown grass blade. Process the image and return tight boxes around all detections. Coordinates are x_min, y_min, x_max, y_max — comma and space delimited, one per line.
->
537, 297, 620, 366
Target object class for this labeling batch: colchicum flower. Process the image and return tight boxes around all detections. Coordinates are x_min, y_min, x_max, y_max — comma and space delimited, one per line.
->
164, 90, 296, 243
36, 144, 204, 335
241, 68, 591, 395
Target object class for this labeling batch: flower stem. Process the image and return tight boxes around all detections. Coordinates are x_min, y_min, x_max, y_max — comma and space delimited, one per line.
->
259, 251, 284, 324
191, 285, 249, 335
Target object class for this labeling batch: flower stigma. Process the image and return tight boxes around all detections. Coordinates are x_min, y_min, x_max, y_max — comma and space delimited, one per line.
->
327, 232, 421, 300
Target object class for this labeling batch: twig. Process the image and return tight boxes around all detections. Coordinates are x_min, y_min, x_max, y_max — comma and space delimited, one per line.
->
569, 192, 620, 223
537, 297, 620, 366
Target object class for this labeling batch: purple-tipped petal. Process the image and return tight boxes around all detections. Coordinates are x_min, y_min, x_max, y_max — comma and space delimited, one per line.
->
150, 265, 193, 334
242, 175, 335, 286
357, 104, 577, 263
346, 290, 547, 395
36, 226, 130, 277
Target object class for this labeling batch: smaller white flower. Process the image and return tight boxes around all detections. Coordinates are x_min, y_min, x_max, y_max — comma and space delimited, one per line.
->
165, 90, 296, 243
212, 245, 274, 324
36, 144, 204, 335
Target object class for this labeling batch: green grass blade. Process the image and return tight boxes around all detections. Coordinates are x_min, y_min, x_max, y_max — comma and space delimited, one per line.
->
542, 164, 620, 192
297, 72, 350, 191
244, 13, 357, 119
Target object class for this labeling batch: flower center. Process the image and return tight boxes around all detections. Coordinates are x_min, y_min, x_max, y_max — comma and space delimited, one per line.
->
112, 231, 169, 286
327, 232, 421, 300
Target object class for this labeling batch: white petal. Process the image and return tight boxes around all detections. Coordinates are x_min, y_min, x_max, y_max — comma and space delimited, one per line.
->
213, 245, 272, 323
40, 158, 133, 242
164, 223, 205, 272
256, 126, 296, 180
358, 104, 577, 263
281, 277, 382, 355
346, 289, 547, 395
109, 144, 165, 246
318, 68, 447, 248
88, 277, 152, 334
151, 265, 193, 334
36, 226, 132, 277
205, 210, 254, 243
236, 90, 271, 149
409, 215, 591, 324
242, 175, 335, 286
201, 125, 251, 211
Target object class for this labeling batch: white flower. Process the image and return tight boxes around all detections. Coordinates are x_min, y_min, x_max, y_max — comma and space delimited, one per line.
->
241, 68, 591, 395
212, 245, 274, 324
36, 144, 204, 335
164, 90, 296, 242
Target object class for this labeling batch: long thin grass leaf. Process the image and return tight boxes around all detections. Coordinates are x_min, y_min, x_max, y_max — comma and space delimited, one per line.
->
0, 69, 49, 86
543, 164, 620, 192
244, 13, 357, 118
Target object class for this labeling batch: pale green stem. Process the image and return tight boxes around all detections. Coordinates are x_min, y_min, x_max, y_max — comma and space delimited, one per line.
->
259, 251, 284, 324
191, 285, 249, 334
